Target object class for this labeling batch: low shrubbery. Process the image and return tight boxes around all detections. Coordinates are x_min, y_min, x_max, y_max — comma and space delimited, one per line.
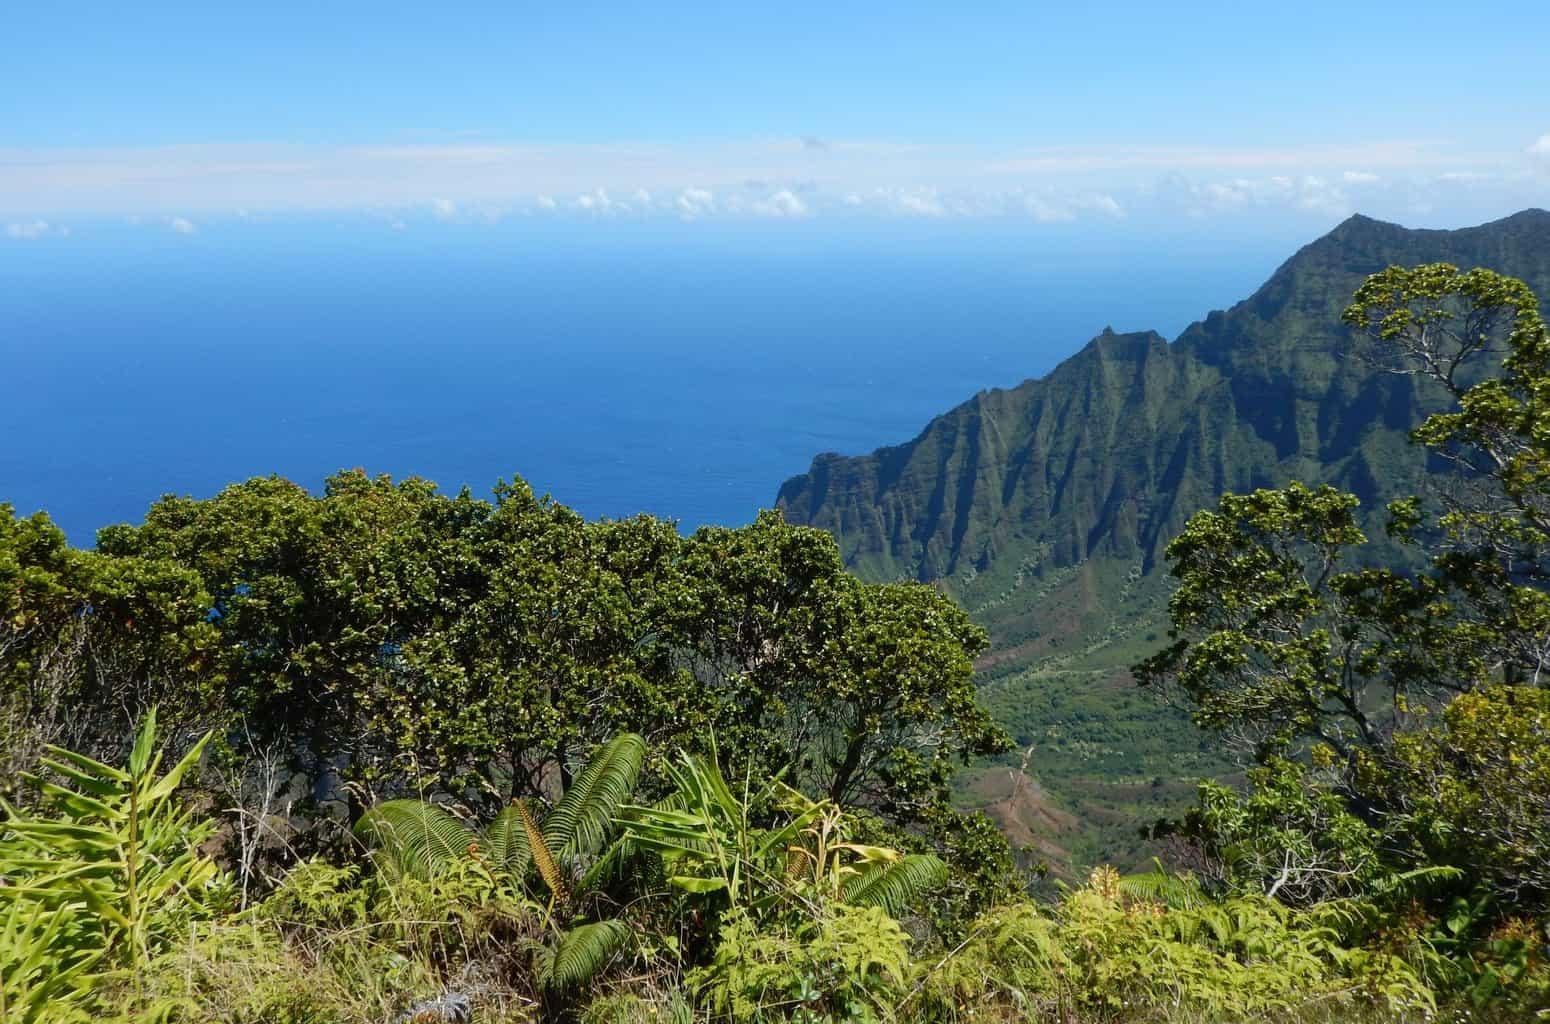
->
10, 713, 1541, 1023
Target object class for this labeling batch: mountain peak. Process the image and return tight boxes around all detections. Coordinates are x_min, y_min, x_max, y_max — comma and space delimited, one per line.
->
779, 209, 1550, 589
1324, 208, 1550, 244
1492, 207, 1550, 224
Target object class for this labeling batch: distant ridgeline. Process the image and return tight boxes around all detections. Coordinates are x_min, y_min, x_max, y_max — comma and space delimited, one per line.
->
776, 209, 1550, 870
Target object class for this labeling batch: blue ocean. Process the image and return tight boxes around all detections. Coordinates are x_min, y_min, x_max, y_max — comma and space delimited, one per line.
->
0, 218, 1300, 543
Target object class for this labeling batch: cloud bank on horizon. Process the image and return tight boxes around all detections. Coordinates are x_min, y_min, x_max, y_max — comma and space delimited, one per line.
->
2, 133, 1547, 235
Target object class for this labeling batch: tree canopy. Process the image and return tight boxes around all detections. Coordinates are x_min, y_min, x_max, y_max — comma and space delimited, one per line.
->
4, 476, 1010, 871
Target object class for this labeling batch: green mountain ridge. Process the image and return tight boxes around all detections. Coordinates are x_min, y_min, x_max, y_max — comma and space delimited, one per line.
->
776, 208, 1550, 870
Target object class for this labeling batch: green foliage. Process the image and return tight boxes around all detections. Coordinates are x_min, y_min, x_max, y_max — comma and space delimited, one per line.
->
357, 731, 644, 889
0, 721, 1490, 1023
1343, 262, 1550, 684
543, 919, 633, 993
543, 732, 647, 862
619, 745, 949, 926
1135, 262, 1550, 1009
1134, 480, 1481, 758
0, 708, 222, 1020
690, 905, 911, 1022
353, 800, 478, 884
356, 733, 649, 996
841, 853, 948, 919
75, 472, 1002, 848
1165, 758, 1388, 906
1370, 685, 1550, 914
619, 745, 820, 914
0, 901, 100, 1024
915, 867, 1437, 1021
0, 505, 216, 785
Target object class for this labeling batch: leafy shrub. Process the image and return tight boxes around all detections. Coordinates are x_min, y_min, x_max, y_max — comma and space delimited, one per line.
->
690, 905, 911, 1022
914, 867, 1437, 1021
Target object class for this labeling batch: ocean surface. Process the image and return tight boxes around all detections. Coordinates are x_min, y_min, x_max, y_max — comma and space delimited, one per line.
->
0, 217, 1301, 543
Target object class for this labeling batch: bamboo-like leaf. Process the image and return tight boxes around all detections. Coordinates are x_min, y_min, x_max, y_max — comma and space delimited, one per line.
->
668, 875, 728, 894
127, 707, 158, 777
35, 757, 126, 796
143, 732, 212, 804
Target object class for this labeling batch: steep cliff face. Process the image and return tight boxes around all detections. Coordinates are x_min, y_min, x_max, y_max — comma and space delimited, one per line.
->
779, 209, 1550, 619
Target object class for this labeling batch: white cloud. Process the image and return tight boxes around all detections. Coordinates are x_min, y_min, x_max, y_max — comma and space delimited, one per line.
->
168, 216, 197, 234
675, 187, 716, 219
0, 137, 1468, 218
749, 189, 808, 217
572, 188, 629, 214
1160, 174, 1353, 217
5, 219, 67, 239
1023, 191, 1125, 222
1089, 194, 1124, 218
1024, 195, 1077, 222
838, 188, 926, 216
877, 187, 947, 217
0, 135, 1538, 227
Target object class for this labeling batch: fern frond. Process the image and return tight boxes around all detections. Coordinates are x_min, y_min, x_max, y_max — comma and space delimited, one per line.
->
842, 854, 947, 916
518, 799, 568, 902
1118, 862, 1206, 909
482, 803, 534, 879
1370, 865, 1466, 899
544, 733, 645, 860
542, 919, 632, 991
353, 800, 475, 881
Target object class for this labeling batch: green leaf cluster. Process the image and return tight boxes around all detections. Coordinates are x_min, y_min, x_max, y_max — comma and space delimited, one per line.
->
0, 709, 222, 1021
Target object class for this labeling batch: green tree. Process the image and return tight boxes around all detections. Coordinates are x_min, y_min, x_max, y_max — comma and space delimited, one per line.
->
1343, 263, 1550, 684
1139, 264, 1550, 761
89, 473, 1006, 871
1136, 264, 1550, 923
0, 506, 215, 785
1133, 482, 1485, 758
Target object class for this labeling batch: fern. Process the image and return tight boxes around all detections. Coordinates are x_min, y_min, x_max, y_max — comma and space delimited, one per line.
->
354, 800, 475, 882
842, 854, 948, 916
1368, 864, 1466, 900
355, 734, 649, 913
544, 733, 646, 860
482, 803, 534, 878
1117, 860, 1206, 909
542, 919, 631, 992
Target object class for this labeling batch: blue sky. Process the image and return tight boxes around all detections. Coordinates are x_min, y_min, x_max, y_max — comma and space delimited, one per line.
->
3, 1, 1548, 231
